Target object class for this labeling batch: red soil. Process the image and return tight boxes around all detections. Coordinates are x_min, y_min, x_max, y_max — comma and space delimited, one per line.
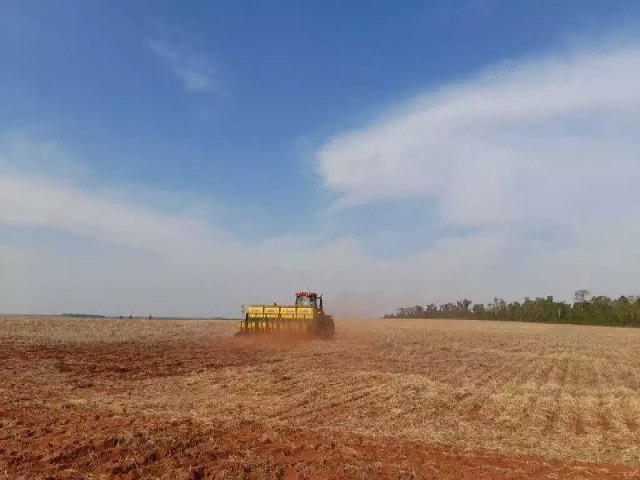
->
1, 331, 639, 479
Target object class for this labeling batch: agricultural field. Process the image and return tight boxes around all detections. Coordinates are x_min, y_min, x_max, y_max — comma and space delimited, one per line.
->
2, 317, 640, 479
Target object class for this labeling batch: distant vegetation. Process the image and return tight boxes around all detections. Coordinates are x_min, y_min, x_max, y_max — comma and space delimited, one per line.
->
384, 290, 640, 327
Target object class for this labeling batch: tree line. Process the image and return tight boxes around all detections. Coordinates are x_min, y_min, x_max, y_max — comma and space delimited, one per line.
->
384, 290, 640, 327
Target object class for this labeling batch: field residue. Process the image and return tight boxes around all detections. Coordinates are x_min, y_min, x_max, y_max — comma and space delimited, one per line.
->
2, 316, 640, 479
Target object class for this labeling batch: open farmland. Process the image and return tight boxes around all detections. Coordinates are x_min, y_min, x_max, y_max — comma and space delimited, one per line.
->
2, 317, 640, 479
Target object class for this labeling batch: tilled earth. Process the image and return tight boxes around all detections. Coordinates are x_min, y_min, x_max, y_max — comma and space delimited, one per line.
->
2, 317, 640, 479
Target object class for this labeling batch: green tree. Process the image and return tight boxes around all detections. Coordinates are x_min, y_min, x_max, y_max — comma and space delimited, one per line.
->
574, 289, 591, 304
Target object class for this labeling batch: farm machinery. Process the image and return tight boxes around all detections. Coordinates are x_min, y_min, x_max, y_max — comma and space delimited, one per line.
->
236, 291, 334, 338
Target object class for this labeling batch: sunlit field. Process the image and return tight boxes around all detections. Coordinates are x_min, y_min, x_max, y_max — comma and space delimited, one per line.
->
2, 316, 640, 479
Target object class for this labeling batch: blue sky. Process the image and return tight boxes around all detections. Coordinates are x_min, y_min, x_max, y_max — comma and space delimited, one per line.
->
2, 1, 640, 316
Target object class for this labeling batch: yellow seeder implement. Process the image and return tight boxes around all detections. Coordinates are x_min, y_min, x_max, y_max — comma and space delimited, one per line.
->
236, 291, 334, 338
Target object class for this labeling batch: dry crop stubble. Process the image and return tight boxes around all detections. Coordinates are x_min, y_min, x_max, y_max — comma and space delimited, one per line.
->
2, 316, 640, 478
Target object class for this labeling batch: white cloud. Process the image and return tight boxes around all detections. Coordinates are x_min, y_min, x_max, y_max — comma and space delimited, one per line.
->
317, 44, 640, 229
147, 38, 220, 95
0, 176, 230, 260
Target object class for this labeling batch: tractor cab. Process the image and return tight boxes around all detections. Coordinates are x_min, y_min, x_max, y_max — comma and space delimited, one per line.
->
295, 291, 323, 311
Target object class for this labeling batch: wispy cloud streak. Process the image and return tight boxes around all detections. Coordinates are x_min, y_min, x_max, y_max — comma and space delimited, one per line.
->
147, 38, 220, 95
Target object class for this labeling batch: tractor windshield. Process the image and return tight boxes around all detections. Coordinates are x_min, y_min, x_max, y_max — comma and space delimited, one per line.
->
295, 295, 314, 307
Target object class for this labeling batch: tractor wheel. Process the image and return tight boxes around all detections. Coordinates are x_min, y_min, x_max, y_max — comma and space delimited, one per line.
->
322, 316, 335, 339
